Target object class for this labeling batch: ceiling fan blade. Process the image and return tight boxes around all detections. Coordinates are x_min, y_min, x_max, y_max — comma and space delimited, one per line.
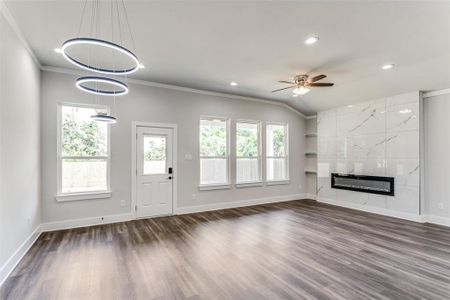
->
278, 80, 295, 84
310, 75, 327, 83
310, 82, 334, 87
271, 86, 296, 93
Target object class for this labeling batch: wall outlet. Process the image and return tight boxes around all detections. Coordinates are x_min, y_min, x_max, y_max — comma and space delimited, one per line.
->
120, 200, 126, 207
192, 194, 197, 200
438, 202, 445, 210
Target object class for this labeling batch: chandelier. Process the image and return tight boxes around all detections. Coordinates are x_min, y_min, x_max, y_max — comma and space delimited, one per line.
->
56, 0, 143, 123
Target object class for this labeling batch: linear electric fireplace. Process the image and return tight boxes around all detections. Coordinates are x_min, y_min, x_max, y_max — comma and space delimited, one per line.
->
331, 173, 395, 196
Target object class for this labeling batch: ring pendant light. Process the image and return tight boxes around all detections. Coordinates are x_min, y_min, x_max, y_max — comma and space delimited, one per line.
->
76, 76, 129, 96
62, 38, 140, 75
91, 113, 117, 124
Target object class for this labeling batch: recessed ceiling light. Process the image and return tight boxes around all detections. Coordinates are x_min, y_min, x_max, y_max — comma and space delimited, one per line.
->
138, 64, 145, 69
230, 82, 238, 86
347, 105, 353, 108
304, 36, 319, 45
382, 64, 394, 70
292, 94, 299, 97
54, 48, 63, 53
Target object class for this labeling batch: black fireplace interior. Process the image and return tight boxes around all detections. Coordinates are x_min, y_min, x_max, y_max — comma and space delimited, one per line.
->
331, 173, 395, 196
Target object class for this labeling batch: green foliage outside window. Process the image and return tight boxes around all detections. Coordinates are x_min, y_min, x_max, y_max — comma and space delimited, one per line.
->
200, 123, 227, 156
144, 137, 166, 161
237, 126, 258, 157
62, 110, 106, 157
272, 128, 285, 157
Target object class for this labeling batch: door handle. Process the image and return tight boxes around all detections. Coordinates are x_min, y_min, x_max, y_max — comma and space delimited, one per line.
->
167, 176, 172, 180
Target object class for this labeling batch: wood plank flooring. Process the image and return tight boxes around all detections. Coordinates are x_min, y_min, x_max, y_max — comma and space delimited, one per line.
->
1, 200, 450, 300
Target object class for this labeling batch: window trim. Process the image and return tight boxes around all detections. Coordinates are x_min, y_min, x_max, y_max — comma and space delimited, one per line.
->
265, 122, 289, 183
56, 102, 111, 201
235, 119, 262, 185
199, 116, 230, 188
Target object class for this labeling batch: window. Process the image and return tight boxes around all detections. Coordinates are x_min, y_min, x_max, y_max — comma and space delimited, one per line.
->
199, 117, 229, 186
236, 121, 261, 184
266, 123, 288, 181
143, 135, 166, 174
58, 104, 109, 196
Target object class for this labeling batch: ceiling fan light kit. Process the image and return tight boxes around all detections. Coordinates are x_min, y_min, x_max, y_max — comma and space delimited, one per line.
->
272, 74, 334, 97
57, 0, 143, 123
293, 86, 310, 95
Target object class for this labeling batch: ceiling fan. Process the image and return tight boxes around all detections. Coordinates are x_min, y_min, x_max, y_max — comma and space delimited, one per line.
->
272, 74, 334, 95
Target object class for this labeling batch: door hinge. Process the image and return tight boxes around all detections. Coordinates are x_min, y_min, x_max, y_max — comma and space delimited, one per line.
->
135, 205, 137, 212
136, 133, 138, 139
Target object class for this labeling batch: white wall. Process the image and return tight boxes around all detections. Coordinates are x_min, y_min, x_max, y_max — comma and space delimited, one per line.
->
423, 92, 450, 225
317, 91, 421, 218
40, 71, 307, 223
0, 11, 41, 277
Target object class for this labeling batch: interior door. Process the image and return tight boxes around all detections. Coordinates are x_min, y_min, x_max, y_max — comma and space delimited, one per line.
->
136, 126, 173, 218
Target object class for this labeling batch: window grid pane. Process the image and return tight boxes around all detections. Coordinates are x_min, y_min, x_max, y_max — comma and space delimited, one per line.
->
266, 124, 286, 157
62, 158, 107, 193
143, 135, 167, 175
237, 158, 260, 183
200, 118, 228, 185
236, 121, 260, 183
200, 158, 228, 185
61, 105, 108, 157
60, 105, 109, 194
266, 124, 288, 181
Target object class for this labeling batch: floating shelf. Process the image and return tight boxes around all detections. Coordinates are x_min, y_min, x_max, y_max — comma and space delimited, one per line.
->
305, 152, 317, 156
305, 170, 317, 174
305, 133, 317, 137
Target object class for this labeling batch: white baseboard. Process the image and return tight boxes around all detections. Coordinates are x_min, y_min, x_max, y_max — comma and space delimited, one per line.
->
305, 193, 317, 200
0, 225, 41, 287
41, 213, 133, 232
422, 214, 450, 227
175, 193, 308, 215
317, 197, 423, 223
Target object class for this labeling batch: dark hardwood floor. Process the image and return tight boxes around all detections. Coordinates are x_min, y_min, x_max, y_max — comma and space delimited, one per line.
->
1, 200, 450, 300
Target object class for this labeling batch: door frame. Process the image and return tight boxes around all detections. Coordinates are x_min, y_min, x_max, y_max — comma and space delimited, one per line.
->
131, 121, 178, 219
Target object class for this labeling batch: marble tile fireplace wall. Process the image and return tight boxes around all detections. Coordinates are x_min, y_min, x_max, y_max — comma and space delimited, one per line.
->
317, 91, 421, 218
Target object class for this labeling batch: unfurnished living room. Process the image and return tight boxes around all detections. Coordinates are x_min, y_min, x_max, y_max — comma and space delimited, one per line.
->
1, 1, 450, 299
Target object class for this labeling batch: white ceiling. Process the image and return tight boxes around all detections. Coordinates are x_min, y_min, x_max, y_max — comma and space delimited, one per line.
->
5, 0, 450, 115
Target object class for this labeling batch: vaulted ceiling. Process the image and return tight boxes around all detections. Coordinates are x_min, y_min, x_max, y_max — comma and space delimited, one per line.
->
5, 0, 450, 115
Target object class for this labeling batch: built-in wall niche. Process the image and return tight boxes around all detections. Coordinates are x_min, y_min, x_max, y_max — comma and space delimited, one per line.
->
305, 118, 317, 195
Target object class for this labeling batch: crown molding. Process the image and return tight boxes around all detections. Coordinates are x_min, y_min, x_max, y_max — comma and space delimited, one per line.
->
422, 88, 450, 99
41, 65, 307, 118
0, 0, 309, 119
0, 0, 41, 68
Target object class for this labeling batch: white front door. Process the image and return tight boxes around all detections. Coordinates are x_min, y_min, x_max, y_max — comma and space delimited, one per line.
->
136, 126, 173, 218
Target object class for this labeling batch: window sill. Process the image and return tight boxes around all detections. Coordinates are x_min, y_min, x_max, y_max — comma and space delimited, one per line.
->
266, 180, 290, 186
55, 190, 112, 202
198, 184, 231, 191
236, 182, 264, 188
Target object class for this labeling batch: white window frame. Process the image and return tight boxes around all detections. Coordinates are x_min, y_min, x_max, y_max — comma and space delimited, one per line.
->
199, 116, 231, 190
235, 119, 262, 187
55, 102, 112, 201
265, 122, 289, 184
